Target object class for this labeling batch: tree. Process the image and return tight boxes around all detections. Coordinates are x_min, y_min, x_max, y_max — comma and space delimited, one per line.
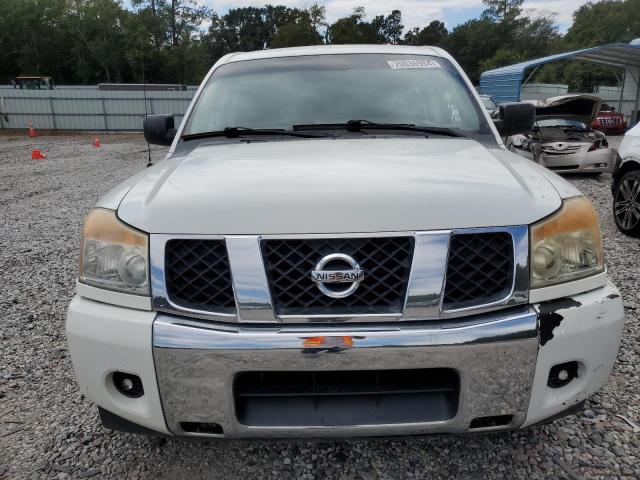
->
444, 0, 561, 83
403, 20, 448, 46
479, 48, 525, 72
206, 7, 268, 54
534, 0, 640, 91
129, 0, 211, 83
515, 16, 560, 59
3, 0, 635, 88
481, 0, 524, 22
565, 0, 640, 47
0, 0, 74, 81
206, 5, 318, 55
372, 10, 403, 44
327, 7, 377, 44
445, 19, 502, 82
271, 13, 323, 48
308, 3, 327, 31
66, 0, 130, 83
132, 0, 209, 47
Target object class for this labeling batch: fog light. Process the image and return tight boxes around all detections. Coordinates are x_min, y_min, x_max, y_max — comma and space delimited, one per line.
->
548, 361, 579, 388
121, 378, 134, 392
112, 372, 144, 398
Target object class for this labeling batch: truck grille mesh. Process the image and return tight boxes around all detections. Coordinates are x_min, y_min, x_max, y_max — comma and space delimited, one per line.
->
164, 239, 236, 313
261, 237, 414, 315
443, 232, 514, 310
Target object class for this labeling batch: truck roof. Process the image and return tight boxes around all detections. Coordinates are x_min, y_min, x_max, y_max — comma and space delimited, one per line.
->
222, 44, 446, 64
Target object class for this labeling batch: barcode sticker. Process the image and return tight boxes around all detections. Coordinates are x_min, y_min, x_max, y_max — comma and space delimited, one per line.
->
387, 59, 441, 70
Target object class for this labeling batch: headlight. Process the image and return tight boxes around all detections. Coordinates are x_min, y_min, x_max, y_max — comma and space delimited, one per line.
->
79, 208, 149, 295
530, 196, 604, 288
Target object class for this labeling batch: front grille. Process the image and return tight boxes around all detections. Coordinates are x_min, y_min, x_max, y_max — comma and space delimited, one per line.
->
443, 232, 514, 310
541, 145, 582, 156
164, 239, 236, 313
234, 369, 459, 427
261, 237, 414, 316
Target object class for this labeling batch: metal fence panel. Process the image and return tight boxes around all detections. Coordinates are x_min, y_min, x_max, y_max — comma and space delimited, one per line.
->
0, 88, 195, 131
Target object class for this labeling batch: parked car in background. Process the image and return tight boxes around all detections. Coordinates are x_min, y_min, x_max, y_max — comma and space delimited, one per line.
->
592, 103, 627, 135
479, 94, 498, 112
508, 95, 614, 174
66, 45, 624, 440
612, 121, 640, 236
12, 76, 55, 90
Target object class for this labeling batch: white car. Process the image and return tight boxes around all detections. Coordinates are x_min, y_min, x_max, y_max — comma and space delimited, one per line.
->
508, 95, 615, 174
66, 45, 624, 439
612, 120, 640, 236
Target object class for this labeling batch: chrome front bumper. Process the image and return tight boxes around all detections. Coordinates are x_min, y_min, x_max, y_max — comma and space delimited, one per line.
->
153, 307, 539, 438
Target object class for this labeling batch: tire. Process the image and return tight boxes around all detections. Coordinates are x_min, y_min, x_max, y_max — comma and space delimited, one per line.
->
613, 170, 640, 237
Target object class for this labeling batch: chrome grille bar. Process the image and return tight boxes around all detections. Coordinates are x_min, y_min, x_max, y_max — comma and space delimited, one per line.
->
150, 226, 529, 324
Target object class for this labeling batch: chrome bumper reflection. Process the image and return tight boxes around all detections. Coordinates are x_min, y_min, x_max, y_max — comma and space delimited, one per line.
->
153, 308, 539, 438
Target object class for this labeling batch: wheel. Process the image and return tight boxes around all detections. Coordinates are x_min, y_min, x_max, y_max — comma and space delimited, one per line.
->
613, 170, 640, 237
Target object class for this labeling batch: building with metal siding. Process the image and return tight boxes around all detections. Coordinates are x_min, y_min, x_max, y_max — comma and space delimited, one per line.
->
0, 88, 194, 131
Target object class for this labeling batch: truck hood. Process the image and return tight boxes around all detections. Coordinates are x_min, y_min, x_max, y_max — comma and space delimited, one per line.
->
116, 138, 562, 234
527, 94, 602, 124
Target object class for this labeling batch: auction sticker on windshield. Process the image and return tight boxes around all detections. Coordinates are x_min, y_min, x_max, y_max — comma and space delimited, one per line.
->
387, 59, 441, 69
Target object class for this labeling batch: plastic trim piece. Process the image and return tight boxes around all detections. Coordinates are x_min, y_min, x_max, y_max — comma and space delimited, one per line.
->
528, 271, 608, 304
76, 281, 152, 311
99, 407, 168, 436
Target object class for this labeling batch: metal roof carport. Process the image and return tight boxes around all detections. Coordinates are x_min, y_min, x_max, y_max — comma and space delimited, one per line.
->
479, 42, 640, 126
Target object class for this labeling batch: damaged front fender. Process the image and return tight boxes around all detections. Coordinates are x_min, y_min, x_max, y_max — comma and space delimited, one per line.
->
523, 282, 624, 427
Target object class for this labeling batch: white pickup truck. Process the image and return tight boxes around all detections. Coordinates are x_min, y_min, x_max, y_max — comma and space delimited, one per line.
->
66, 45, 624, 439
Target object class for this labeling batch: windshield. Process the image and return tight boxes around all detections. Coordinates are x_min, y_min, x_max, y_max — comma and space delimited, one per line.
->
536, 119, 588, 129
183, 54, 493, 138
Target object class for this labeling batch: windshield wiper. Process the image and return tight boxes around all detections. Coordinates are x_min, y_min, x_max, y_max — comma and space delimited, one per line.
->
182, 127, 322, 141
293, 120, 466, 138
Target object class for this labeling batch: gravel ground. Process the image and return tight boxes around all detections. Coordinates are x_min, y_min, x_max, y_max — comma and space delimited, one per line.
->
0, 133, 639, 480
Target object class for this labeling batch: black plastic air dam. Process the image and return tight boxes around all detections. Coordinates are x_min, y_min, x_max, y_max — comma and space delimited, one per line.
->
98, 407, 167, 436
234, 369, 459, 427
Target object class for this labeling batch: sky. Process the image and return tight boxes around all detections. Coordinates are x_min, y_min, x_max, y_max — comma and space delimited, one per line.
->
190, 0, 593, 33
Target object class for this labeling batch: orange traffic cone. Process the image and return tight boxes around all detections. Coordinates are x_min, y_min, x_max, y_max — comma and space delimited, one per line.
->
28, 122, 37, 138
31, 149, 46, 160
93, 137, 101, 148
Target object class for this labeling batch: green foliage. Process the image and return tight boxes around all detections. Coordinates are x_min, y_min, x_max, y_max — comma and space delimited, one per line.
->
325, 8, 404, 45
481, 0, 524, 23
0, 0, 638, 88
445, 19, 500, 82
271, 12, 323, 48
480, 48, 525, 72
326, 7, 376, 44
403, 21, 448, 46
564, 0, 640, 47
0, 0, 73, 81
372, 10, 404, 45
532, 0, 640, 91
446, 0, 561, 83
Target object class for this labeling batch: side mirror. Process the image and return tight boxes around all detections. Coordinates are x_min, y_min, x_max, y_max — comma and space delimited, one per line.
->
493, 102, 535, 137
143, 114, 176, 146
